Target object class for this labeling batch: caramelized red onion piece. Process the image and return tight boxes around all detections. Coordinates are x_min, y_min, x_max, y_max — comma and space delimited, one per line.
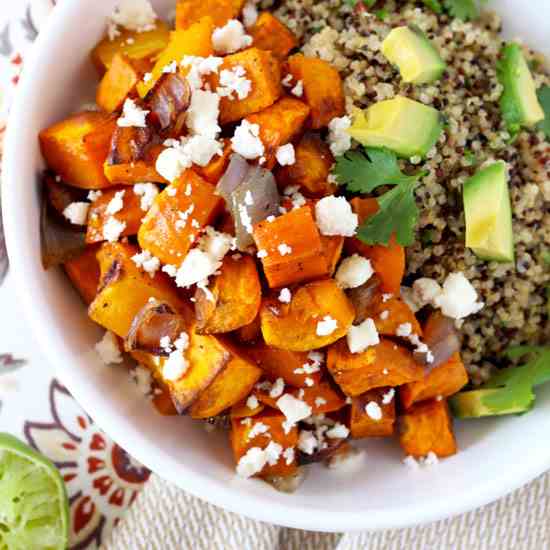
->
216, 154, 251, 203
106, 125, 154, 165
124, 299, 187, 355
146, 72, 191, 133
44, 172, 87, 217
414, 310, 461, 369
346, 276, 381, 324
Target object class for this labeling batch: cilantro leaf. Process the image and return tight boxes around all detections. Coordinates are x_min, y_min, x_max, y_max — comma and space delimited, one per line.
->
422, 0, 443, 13
536, 85, 550, 139
442, 0, 487, 20
334, 147, 420, 194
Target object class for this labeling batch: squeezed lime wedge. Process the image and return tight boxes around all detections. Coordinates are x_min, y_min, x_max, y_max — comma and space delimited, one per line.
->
0, 433, 69, 550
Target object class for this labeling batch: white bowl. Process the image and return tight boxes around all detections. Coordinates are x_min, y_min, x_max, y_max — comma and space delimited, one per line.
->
3, 0, 550, 532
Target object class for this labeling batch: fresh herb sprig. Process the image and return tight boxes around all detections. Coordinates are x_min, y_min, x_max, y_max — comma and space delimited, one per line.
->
536, 85, 550, 139
423, 0, 489, 20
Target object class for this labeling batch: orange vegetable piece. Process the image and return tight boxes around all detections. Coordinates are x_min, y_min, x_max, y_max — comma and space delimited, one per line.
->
189, 354, 262, 418
399, 399, 457, 458
320, 235, 344, 276
231, 409, 298, 478
39, 112, 117, 190
86, 187, 145, 244
104, 144, 167, 185
326, 339, 424, 397
193, 139, 232, 184
253, 206, 328, 288
260, 279, 355, 352
276, 132, 336, 197
138, 169, 223, 266
176, 0, 245, 30
349, 387, 396, 438
231, 398, 265, 419
348, 198, 405, 295
96, 54, 142, 113
194, 255, 262, 334
214, 48, 282, 125
151, 383, 178, 416
296, 382, 346, 414
247, 97, 310, 170
235, 315, 262, 344
249, 12, 298, 59
64, 245, 101, 305
286, 54, 345, 129
137, 17, 215, 98
248, 344, 322, 388
400, 353, 469, 409
364, 292, 422, 338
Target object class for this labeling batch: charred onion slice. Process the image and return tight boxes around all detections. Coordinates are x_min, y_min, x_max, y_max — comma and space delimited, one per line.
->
297, 436, 347, 466
347, 275, 381, 325
124, 299, 187, 355
216, 154, 251, 203
415, 310, 461, 369
146, 72, 191, 133
106, 125, 154, 165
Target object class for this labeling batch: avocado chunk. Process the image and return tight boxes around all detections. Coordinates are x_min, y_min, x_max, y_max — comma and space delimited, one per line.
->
463, 160, 514, 262
348, 96, 443, 158
449, 387, 533, 418
497, 43, 545, 133
381, 26, 446, 84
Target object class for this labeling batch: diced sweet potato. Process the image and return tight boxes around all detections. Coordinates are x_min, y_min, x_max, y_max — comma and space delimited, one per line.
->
246, 97, 310, 170
231, 398, 264, 419
104, 144, 167, 185
194, 255, 262, 334
86, 187, 144, 244
400, 353, 468, 409
297, 381, 346, 414
193, 139, 232, 184
249, 12, 298, 59
89, 242, 183, 337
349, 388, 396, 438
247, 344, 322, 388
399, 399, 457, 458
176, 0, 245, 30
231, 409, 298, 478
91, 20, 170, 74
327, 339, 424, 397
151, 383, 178, 416
253, 206, 328, 288
286, 54, 345, 129
214, 48, 282, 125
235, 315, 262, 344
138, 169, 223, 266
276, 132, 336, 196
320, 235, 344, 276
64, 245, 101, 304
39, 112, 117, 189
363, 292, 422, 338
96, 54, 143, 113
260, 279, 355, 352
137, 18, 215, 98
189, 354, 262, 418
348, 198, 405, 294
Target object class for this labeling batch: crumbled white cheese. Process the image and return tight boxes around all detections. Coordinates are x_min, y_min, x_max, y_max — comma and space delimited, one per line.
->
315, 196, 358, 237
314, 397, 327, 408
187, 90, 221, 139
63, 202, 89, 225
328, 116, 352, 156
347, 318, 379, 354
304, 377, 314, 387
434, 272, 484, 320
246, 394, 259, 410
236, 447, 267, 478
277, 243, 292, 256
325, 423, 350, 439
143, 72, 153, 83
105, 190, 126, 216
264, 441, 283, 466
403, 455, 420, 470
181, 55, 224, 90
266, 215, 276, 223
277, 394, 312, 434
297, 430, 317, 454
283, 447, 295, 465
117, 98, 149, 128
291, 80, 303, 97
162, 264, 178, 277
423, 451, 439, 466
256, 249, 268, 259
107, 0, 157, 39
283, 185, 306, 210
335, 254, 374, 289
382, 293, 393, 303
133, 183, 159, 211
248, 421, 269, 440
278, 288, 292, 303
95, 331, 123, 365
217, 66, 252, 100
160, 336, 172, 353
242, 1, 259, 27
131, 250, 160, 278
276, 143, 296, 166
103, 217, 126, 242
403, 452, 439, 469
185, 135, 224, 167
212, 19, 252, 54
396, 322, 413, 338
231, 120, 265, 160
156, 147, 191, 182
365, 401, 383, 421
131, 365, 152, 398
269, 377, 285, 399
87, 190, 103, 202
239, 204, 253, 234
244, 190, 254, 206
175, 204, 195, 231
381, 388, 395, 405
162, 351, 189, 381
316, 315, 338, 337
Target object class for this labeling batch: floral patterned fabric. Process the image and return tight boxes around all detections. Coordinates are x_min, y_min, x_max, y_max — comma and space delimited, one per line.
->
0, 2, 150, 548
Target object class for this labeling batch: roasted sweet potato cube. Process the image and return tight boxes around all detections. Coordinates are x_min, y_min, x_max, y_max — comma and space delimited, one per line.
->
249, 12, 298, 59
260, 279, 355, 352
399, 399, 457, 458
286, 54, 345, 129
231, 398, 265, 419
253, 206, 328, 288
39, 112, 117, 189
193, 139, 232, 184
138, 169, 223, 265
348, 198, 406, 294
349, 388, 396, 438
96, 54, 142, 113
214, 48, 282, 124
86, 187, 146, 244
137, 18, 215, 98
248, 344, 322, 388
91, 20, 170, 74
247, 97, 310, 169
190, 354, 262, 418
297, 381, 346, 414
321, 235, 344, 276
176, 0, 245, 30
194, 255, 262, 334
327, 339, 424, 397
400, 353, 468, 409
276, 132, 336, 196
231, 409, 298, 478
235, 315, 262, 344
89, 242, 183, 337
364, 292, 422, 338
64, 245, 101, 305
151, 383, 179, 416
104, 144, 167, 185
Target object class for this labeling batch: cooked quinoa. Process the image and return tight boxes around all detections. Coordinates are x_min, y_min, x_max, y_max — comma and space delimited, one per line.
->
273, 0, 550, 383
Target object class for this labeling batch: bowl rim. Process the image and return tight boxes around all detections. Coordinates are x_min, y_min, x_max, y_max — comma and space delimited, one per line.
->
3, 0, 550, 533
